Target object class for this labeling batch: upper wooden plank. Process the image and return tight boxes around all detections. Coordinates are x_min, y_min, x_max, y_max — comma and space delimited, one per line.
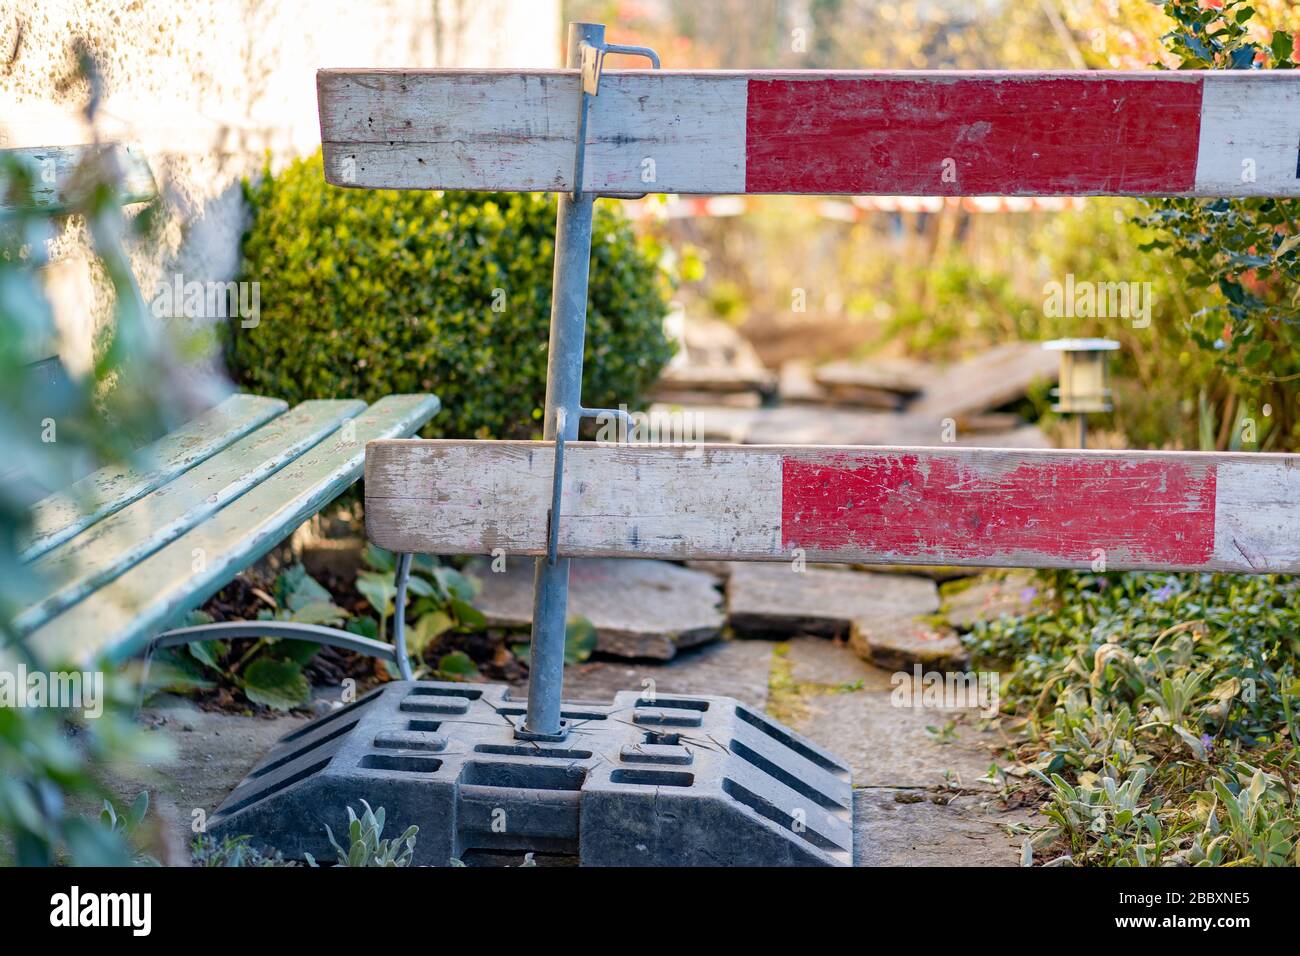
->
9, 394, 439, 668
20, 393, 288, 563
365, 439, 1300, 574
0, 144, 158, 213
318, 69, 1300, 197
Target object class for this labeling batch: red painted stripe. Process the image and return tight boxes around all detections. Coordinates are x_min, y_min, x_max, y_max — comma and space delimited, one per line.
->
781, 454, 1217, 566
745, 75, 1204, 194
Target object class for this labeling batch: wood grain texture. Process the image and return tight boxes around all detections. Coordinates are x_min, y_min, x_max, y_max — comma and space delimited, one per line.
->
318, 68, 745, 194
11, 400, 366, 636
9, 395, 439, 668
20, 394, 287, 563
318, 69, 1300, 196
365, 440, 1300, 573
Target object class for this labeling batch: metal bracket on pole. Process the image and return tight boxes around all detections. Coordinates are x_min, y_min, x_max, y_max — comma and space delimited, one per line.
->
517, 24, 661, 743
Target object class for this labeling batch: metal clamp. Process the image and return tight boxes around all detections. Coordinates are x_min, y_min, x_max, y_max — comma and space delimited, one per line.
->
572, 37, 661, 200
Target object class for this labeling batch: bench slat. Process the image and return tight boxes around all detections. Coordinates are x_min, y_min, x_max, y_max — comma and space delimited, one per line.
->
364, 440, 1300, 574
12, 394, 438, 667
1, 144, 158, 212
20, 393, 288, 562
319, 69, 1300, 197
12, 399, 365, 636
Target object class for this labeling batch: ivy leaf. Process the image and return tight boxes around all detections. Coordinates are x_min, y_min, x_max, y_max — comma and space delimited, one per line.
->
242, 658, 311, 711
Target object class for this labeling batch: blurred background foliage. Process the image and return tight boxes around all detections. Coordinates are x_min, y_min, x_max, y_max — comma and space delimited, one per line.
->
1, 61, 184, 864
230, 154, 675, 439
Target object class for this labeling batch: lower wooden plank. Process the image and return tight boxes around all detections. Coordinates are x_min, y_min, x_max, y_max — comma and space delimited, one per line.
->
364, 440, 1300, 574
9, 394, 438, 668
12, 400, 365, 636
20, 393, 288, 562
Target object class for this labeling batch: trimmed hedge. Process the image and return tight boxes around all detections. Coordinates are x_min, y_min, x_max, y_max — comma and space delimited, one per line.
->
229, 153, 674, 438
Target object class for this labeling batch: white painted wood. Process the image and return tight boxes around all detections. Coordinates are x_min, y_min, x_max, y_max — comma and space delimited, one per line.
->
320, 68, 1300, 197
318, 69, 747, 194
365, 439, 783, 559
1213, 459, 1300, 571
1195, 74, 1300, 196
365, 440, 1300, 574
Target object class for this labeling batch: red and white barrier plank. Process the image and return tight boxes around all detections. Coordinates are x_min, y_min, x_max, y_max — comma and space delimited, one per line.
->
365, 441, 1300, 574
320, 70, 1300, 196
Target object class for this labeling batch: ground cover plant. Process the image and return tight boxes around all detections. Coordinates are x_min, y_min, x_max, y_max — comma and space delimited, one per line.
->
968, 570, 1299, 866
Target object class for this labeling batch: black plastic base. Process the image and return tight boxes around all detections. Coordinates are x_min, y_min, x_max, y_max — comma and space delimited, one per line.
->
209, 680, 853, 866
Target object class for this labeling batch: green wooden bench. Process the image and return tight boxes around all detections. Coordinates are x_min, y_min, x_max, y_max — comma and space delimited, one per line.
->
2, 141, 439, 677
3, 392, 439, 673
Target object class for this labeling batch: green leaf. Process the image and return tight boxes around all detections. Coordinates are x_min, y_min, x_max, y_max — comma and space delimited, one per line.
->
434, 567, 477, 602
449, 598, 486, 629
242, 658, 311, 711
1275, 233, 1300, 258
128, 791, 149, 830
274, 639, 322, 666
289, 600, 349, 626
356, 571, 396, 615
346, 616, 379, 640
364, 544, 396, 573
1270, 30, 1293, 64
187, 639, 225, 671
564, 617, 597, 664
410, 611, 453, 654
277, 563, 333, 612
437, 650, 479, 679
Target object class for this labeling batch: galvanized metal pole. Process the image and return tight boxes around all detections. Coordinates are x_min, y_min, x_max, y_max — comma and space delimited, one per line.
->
521, 22, 604, 739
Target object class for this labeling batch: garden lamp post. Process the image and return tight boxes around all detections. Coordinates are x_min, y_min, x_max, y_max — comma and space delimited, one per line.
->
1043, 338, 1119, 449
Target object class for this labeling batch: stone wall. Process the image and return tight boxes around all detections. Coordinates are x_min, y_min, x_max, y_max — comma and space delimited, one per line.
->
1, 0, 560, 377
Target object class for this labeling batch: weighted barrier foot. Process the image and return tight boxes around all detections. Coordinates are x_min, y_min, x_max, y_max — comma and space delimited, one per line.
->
209, 680, 853, 866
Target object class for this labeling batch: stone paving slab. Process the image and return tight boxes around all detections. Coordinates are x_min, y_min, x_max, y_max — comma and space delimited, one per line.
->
727, 563, 940, 640
940, 570, 1048, 629
510, 637, 773, 711
779, 637, 999, 789
849, 616, 969, 671
467, 558, 725, 660
853, 789, 1025, 866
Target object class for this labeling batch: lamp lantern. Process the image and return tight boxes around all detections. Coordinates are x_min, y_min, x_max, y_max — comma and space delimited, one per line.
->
1043, 338, 1119, 448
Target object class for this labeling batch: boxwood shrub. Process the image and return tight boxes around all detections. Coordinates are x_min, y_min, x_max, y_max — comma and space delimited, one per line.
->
229, 153, 674, 438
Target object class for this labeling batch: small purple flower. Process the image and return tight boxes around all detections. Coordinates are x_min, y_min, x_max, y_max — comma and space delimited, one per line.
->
1020, 587, 1038, 603
1200, 733, 1214, 752
1153, 584, 1175, 602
